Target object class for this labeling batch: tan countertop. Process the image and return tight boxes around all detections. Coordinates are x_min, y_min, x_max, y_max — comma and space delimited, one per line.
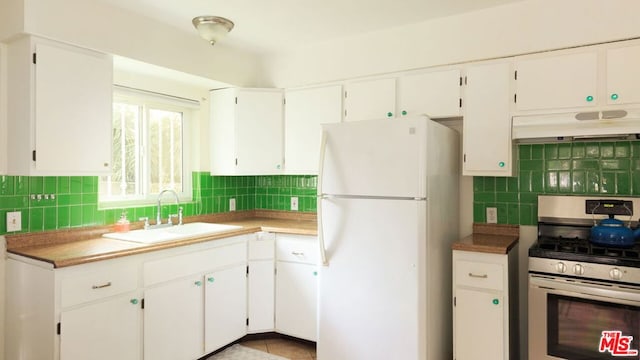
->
452, 223, 519, 254
5, 210, 317, 268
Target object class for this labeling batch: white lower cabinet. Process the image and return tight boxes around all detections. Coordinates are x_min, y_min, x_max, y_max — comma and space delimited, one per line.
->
452, 248, 518, 360
5, 256, 141, 360
143, 275, 205, 360
247, 232, 276, 333
275, 234, 318, 342
6, 232, 319, 360
204, 265, 248, 353
142, 237, 247, 360
60, 292, 141, 360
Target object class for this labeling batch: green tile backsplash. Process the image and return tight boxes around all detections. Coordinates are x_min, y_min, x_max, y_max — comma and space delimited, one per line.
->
474, 141, 640, 226
0, 173, 318, 235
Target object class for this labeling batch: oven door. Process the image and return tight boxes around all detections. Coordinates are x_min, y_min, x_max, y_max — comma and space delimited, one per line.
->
530, 274, 640, 360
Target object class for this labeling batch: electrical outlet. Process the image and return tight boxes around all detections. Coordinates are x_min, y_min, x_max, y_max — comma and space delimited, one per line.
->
486, 207, 498, 224
229, 198, 236, 212
291, 197, 299, 211
7, 211, 22, 232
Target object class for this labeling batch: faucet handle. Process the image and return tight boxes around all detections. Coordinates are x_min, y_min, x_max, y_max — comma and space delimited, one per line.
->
138, 217, 150, 230
178, 206, 183, 225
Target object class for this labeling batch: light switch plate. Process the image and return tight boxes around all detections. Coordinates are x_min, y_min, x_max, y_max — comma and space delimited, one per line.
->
291, 197, 299, 211
229, 198, 236, 212
486, 207, 498, 224
7, 211, 21, 232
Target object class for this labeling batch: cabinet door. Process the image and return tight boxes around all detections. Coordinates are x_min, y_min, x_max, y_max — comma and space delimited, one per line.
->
60, 293, 141, 360
606, 44, 640, 105
144, 276, 204, 360
236, 90, 283, 174
463, 62, 513, 176
275, 262, 318, 341
454, 288, 504, 360
34, 41, 112, 174
204, 265, 247, 353
398, 70, 461, 118
515, 51, 598, 111
248, 259, 275, 333
344, 78, 396, 121
284, 85, 342, 174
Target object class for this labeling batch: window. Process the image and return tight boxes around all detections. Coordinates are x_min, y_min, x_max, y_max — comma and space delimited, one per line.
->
99, 88, 194, 205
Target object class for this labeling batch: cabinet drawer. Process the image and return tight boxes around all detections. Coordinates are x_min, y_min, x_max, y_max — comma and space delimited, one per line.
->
249, 232, 275, 260
144, 240, 247, 286
61, 263, 138, 308
455, 260, 504, 291
276, 235, 318, 264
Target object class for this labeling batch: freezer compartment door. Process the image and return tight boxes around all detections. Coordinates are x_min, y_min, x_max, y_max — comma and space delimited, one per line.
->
318, 197, 426, 359
320, 117, 427, 198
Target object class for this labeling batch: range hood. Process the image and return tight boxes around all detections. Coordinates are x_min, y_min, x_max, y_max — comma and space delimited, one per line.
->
512, 108, 640, 140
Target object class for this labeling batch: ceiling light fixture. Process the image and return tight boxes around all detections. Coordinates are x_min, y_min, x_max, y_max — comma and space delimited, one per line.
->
192, 16, 234, 45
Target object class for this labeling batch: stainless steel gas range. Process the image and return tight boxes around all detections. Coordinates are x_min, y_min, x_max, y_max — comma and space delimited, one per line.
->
529, 195, 640, 360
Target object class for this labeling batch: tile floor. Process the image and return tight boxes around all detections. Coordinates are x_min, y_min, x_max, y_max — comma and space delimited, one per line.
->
240, 335, 316, 360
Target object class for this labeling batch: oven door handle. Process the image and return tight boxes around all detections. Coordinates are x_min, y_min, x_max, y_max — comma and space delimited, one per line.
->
530, 275, 640, 304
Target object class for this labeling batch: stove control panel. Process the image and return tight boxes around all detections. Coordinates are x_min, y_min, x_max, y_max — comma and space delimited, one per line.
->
530, 257, 640, 284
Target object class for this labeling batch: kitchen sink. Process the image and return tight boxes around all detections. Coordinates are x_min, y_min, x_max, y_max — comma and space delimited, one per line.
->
103, 222, 242, 244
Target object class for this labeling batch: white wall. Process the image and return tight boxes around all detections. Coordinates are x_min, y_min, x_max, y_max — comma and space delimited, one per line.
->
1, 0, 266, 88
264, 0, 640, 88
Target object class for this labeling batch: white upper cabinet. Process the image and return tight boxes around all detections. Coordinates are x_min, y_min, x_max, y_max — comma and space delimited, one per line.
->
514, 51, 598, 112
210, 88, 284, 175
284, 85, 342, 174
463, 61, 514, 177
6, 35, 113, 175
398, 69, 462, 118
606, 43, 640, 105
344, 77, 396, 121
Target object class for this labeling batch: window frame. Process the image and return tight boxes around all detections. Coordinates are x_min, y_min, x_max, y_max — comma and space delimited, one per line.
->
99, 87, 195, 208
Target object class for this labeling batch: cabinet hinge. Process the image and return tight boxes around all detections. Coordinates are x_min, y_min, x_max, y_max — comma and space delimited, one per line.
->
459, 76, 462, 86
344, 91, 347, 99
235, 97, 238, 105
454, 297, 456, 307
32, 150, 36, 162
464, 76, 467, 85
283, 98, 286, 105
463, 154, 466, 163
514, 93, 517, 103
32, 52, 37, 64
274, 267, 278, 275
246, 265, 249, 276
141, 298, 145, 310
246, 318, 249, 326
235, 158, 238, 166
57, 322, 61, 335
514, 70, 518, 80
459, 98, 462, 108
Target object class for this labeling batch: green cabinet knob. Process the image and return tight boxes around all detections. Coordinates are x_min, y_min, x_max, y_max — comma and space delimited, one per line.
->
207, 277, 215, 283
498, 161, 505, 168
313, 271, 318, 276
586, 95, 594, 102
611, 93, 619, 100
130, 299, 139, 305
194, 281, 202, 287
492, 298, 499, 305
401, 110, 407, 116
387, 112, 393, 118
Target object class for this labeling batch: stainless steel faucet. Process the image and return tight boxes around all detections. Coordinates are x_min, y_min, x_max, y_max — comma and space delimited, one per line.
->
156, 189, 183, 227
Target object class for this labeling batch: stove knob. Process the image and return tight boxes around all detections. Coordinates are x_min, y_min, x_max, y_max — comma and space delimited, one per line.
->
556, 262, 567, 273
610, 268, 623, 280
573, 264, 585, 275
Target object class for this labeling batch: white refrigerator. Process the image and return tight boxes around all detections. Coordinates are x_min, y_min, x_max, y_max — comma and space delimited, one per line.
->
317, 116, 459, 360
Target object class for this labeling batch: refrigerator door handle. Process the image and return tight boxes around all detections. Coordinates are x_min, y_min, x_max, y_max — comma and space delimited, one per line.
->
318, 130, 329, 266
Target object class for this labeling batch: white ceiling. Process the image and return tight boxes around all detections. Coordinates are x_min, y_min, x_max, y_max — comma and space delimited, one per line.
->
97, 0, 523, 54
